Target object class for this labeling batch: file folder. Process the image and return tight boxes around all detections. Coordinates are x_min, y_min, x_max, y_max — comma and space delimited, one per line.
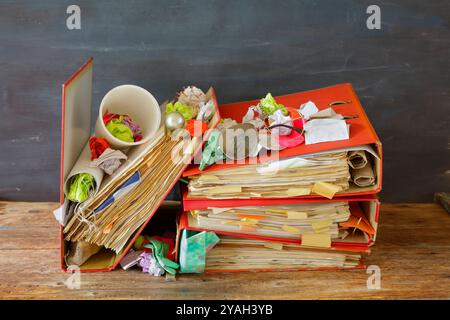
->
59, 59, 221, 272
182, 193, 380, 249
183, 83, 382, 200
176, 212, 370, 273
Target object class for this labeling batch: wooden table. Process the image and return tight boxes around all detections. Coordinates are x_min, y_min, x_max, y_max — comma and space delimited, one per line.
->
0, 202, 449, 300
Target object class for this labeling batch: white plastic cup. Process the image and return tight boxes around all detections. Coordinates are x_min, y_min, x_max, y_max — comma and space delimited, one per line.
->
95, 85, 161, 149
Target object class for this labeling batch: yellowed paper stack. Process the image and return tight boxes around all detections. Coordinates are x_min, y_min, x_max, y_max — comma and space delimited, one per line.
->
189, 202, 350, 240
205, 237, 362, 271
63, 89, 221, 255
63, 134, 192, 253
186, 145, 380, 200
188, 151, 350, 199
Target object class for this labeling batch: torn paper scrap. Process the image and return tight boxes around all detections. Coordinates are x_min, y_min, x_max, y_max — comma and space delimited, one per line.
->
209, 207, 233, 214
304, 119, 349, 145
301, 234, 331, 248
196, 99, 215, 122
309, 107, 344, 120
90, 148, 127, 175
286, 188, 311, 197
198, 174, 220, 181
312, 182, 341, 199
53, 199, 72, 226
287, 211, 308, 219
205, 186, 242, 195
299, 101, 319, 119
242, 108, 256, 123
281, 225, 301, 234
256, 157, 311, 174
311, 219, 333, 233
264, 242, 283, 250
246, 117, 265, 130
258, 131, 286, 151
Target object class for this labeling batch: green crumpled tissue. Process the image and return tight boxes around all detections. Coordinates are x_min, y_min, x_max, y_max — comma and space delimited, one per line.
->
106, 118, 134, 142
166, 101, 194, 121
143, 239, 179, 275
200, 130, 224, 171
179, 230, 220, 273
67, 173, 95, 203
259, 93, 288, 116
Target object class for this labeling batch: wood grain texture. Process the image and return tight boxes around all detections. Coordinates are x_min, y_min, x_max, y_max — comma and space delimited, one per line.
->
0, 201, 449, 299
0, 1, 449, 202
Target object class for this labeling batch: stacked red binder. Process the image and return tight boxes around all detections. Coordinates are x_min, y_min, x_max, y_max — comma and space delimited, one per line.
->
178, 83, 382, 273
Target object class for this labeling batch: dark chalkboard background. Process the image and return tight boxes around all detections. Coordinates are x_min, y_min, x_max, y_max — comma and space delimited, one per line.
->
0, 0, 449, 202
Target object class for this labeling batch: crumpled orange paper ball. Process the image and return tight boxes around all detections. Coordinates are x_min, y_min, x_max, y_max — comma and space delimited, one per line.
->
186, 119, 208, 137
89, 136, 110, 160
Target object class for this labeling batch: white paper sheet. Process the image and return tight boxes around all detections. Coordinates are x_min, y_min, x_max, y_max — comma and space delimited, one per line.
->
304, 119, 349, 145
209, 207, 233, 214
256, 157, 310, 174
53, 199, 75, 226
53, 199, 69, 226
242, 108, 255, 123
299, 101, 319, 119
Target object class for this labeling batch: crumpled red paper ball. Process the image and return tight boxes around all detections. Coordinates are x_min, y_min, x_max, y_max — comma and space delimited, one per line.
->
89, 136, 110, 160
103, 111, 120, 125
186, 119, 208, 137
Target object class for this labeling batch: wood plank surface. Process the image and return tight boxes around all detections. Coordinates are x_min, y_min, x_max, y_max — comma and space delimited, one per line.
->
0, 201, 449, 300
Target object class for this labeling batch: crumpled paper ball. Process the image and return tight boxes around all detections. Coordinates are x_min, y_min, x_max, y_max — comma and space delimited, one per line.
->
217, 118, 237, 130
242, 108, 256, 123
139, 252, 165, 277
89, 137, 110, 160
90, 148, 127, 175
196, 99, 215, 122
246, 118, 265, 130
178, 86, 206, 117
269, 109, 293, 135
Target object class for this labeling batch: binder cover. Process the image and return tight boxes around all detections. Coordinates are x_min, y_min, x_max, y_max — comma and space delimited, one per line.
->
183, 83, 382, 199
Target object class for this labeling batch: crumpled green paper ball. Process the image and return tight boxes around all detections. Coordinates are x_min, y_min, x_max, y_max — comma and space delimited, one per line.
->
166, 101, 194, 121
143, 239, 180, 275
259, 93, 288, 116
67, 173, 95, 203
106, 118, 134, 142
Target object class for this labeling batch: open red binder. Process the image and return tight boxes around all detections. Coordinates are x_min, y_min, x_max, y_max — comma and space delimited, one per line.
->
183, 83, 382, 199
59, 59, 221, 272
